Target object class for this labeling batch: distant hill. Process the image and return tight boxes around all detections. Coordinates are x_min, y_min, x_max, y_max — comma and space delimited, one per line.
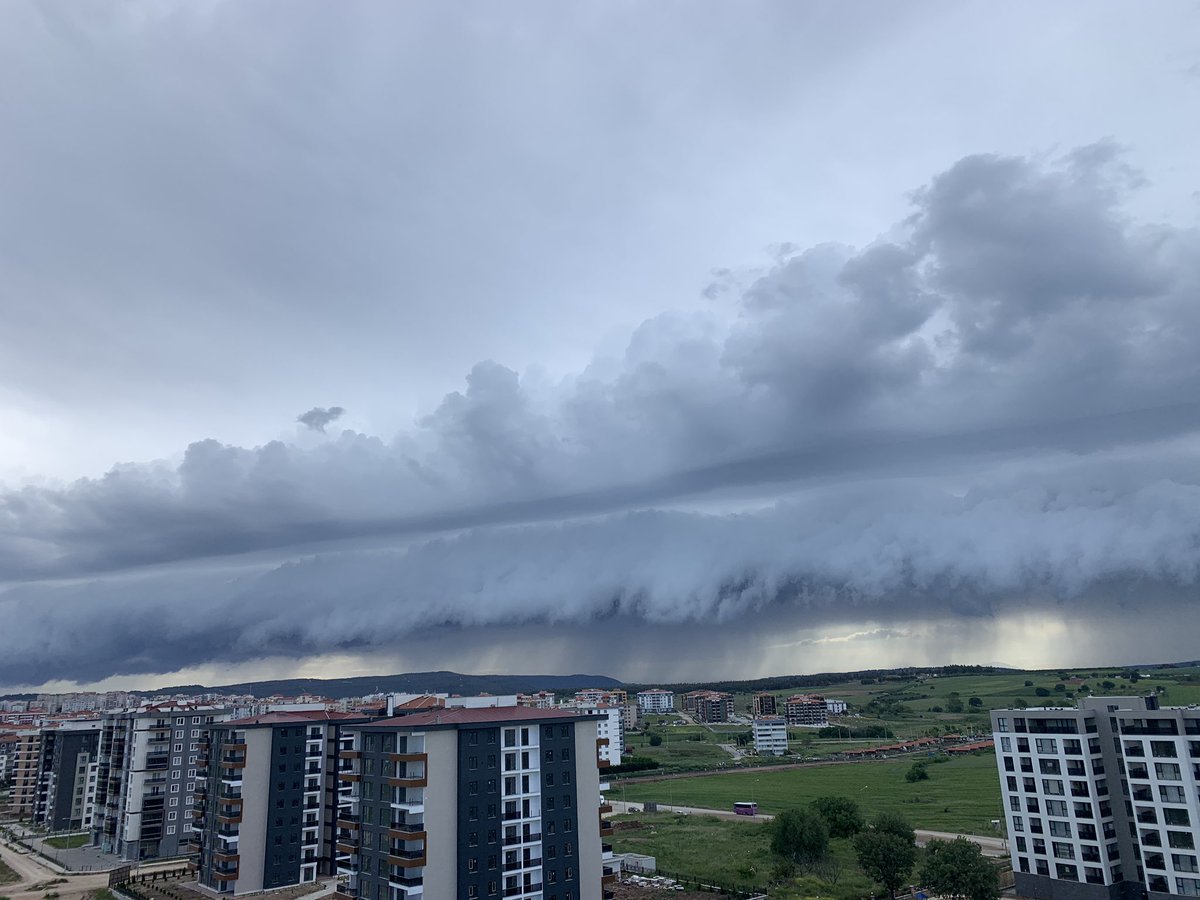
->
151, 670, 623, 699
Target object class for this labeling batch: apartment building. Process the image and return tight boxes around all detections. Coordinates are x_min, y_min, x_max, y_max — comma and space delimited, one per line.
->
92, 702, 228, 861
518, 693, 557, 710
751, 693, 778, 717
36, 720, 101, 830
991, 696, 1200, 900
635, 690, 674, 715
191, 710, 370, 894
693, 693, 733, 724
825, 699, 848, 715
784, 695, 829, 728
563, 704, 623, 766
10, 729, 43, 819
331, 706, 609, 900
0, 733, 17, 784
752, 718, 788, 756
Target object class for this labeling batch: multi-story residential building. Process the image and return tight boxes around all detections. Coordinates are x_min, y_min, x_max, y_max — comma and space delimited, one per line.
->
991, 696, 1200, 900
693, 693, 733, 724
573, 690, 628, 709
331, 706, 611, 900
564, 704, 623, 766
92, 702, 228, 861
784, 695, 828, 728
635, 690, 674, 715
518, 693, 557, 710
752, 693, 778, 718
825, 699, 848, 715
752, 718, 788, 757
191, 710, 370, 894
10, 729, 43, 819
0, 732, 18, 784
36, 720, 102, 830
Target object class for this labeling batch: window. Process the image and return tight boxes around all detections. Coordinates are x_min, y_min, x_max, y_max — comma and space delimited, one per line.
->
192, 717, 201, 725
1156, 762, 1182, 781
1046, 800, 1068, 817
192, 728, 200, 737
469, 806, 479, 821
1170, 832, 1197, 850
1043, 779, 1064, 795
469, 832, 479, 847
1161, 785, 1187, 804
1049, 821, 1071, 838
1000, 737, 1011, 752
187, 782, 194, 791
1151, 741, 1178, 758
170, 784, 179, 793
188, 769, 196, 778
1035, 739, 1058, 754
560, 748, 571, 761
469, 781, 479, 795
190, 742, 198, 751
172, 756, 182, 766
997, 717, 1009, 732
468, 858, 478, 872
169, 797, 179, 807
166, 825, 175, 835
1166, 808, 1191, 827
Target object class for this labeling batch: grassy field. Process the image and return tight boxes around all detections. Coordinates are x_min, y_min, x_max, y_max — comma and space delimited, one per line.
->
616, 752, 1003, 834
609, 812, 955, 899
0, 856, 19, 885
45, 832, 90, 849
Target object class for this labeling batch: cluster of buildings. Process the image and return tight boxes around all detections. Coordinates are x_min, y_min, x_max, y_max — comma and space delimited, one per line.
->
992, 695, 1200, 900
2, 691, 618, 900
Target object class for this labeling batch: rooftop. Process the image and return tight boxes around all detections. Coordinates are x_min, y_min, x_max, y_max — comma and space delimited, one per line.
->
354, 706, 590, 730
223, 710, 368, 727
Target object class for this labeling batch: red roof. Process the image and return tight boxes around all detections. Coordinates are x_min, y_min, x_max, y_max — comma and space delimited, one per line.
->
223, 710, 367, 727
359, 707, 588, 729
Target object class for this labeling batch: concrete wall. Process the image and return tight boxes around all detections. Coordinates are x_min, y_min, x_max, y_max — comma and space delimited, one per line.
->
423, 729, 458, 900
572, 720, 601, 900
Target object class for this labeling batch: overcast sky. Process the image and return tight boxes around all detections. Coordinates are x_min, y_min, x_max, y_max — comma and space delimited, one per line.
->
2, 1, 1200, 692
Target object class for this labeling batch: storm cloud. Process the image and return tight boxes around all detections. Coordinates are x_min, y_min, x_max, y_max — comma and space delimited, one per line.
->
2, 145, 1200, 686
297, 406, 345, 433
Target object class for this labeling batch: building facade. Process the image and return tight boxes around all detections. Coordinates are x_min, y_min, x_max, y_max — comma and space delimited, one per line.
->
693, 693, 733, 724
192, 711, 369, 894
9, 729, 43, 819
332, 706, 607, 900
92, 703, 227, 861
992, 696, 1200, 900
635, 691, 674, 715
784, 695, 828, 727
751, 693, 778, 718
752, 718, 788, 756
36, 721, 101, 831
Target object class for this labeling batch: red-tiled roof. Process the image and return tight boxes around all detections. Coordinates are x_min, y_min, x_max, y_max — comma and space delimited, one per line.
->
393, 696, 445, 710
358, 707, 588, 729
223, 710, 368, 727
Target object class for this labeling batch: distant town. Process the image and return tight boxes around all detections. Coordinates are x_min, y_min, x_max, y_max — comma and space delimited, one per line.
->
3, 663, 1199, 899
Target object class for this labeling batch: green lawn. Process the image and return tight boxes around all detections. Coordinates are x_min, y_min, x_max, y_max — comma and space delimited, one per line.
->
45, 832, 90, 849
616, 752, 1003, 834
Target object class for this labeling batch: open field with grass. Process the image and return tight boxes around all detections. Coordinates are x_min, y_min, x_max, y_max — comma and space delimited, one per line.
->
616, 751, 1003, 834
45, 832, 90, 849
0, 855, 20, 885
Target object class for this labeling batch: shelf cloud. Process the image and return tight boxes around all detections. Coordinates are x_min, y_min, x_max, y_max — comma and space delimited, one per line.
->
3, 144, 1199, 686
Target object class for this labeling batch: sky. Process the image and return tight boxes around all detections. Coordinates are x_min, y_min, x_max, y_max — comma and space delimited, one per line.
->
2, 1, 1200, 693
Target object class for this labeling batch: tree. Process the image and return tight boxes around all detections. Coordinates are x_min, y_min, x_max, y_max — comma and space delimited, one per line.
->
921, 837, 1000, 900
648, 733, 662, 747
1034, 687, 1051, 697
1023, 680, 1033, 687
810, 796, 864, 838
855, 829, 916, 900
968, 697, 983, 708
873, 811, 916, 844
946, 692, 964, 713
1101, 680, 1116, 690
905, 762, 929, 782
770, 808, 829, 871
1053, 683, 1066, 693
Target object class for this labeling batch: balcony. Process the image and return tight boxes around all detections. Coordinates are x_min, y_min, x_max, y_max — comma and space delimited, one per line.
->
390, 751, 427, 764
339, 750, 361, 760
336, 839, 358, 855
390, 823, 426, 840
337, 813, 360, 830
338, 771, 362, 783
388, 851, 427, 869
388, 775, 428, 789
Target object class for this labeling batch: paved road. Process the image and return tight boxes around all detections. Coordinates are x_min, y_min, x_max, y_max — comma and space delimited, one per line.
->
606, 800, 1009, 858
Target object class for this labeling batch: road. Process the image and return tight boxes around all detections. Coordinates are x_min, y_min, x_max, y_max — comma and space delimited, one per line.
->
0, 840, 110, 900
606, 800, 1009, 858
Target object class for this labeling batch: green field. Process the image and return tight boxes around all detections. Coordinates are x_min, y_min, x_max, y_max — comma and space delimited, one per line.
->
616, 752, 1003, 834
45, 832, 90, 849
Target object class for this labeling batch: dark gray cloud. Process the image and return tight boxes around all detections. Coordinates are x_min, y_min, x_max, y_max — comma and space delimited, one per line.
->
297, 406, 345, 433
2, 145, 1200, 686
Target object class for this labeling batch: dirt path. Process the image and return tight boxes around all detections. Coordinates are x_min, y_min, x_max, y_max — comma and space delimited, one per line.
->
0, 841, 109, 900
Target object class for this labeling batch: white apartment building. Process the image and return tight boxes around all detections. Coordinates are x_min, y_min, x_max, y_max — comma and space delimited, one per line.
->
752, 718, 788, 756
992, 696, 1200, 900
574, 704, 624, 766
636, 690, 675, 714
825, 699, 848, 715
